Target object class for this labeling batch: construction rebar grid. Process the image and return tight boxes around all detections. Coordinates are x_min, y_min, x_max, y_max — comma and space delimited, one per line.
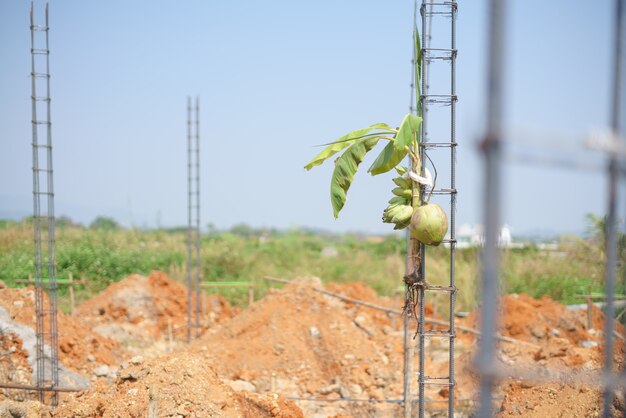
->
420, 2, 457, 418
186, 96, 201, 343
476, 0, 625, 417
403, 2, 457, 417
29, 1, 59, 406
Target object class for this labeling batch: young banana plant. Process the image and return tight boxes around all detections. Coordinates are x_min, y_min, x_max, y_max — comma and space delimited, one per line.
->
304, 25, 449, 246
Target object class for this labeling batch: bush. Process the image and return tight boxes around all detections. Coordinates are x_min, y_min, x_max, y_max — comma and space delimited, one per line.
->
89, 216, 121, 231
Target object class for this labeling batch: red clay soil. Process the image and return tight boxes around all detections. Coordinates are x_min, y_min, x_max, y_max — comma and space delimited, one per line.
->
459, 293, 625, 417
76, 271, 236, 346
51, 352, 303, 418
195, 277, 399, 389
499, 382, 604, 417
0, 332, 31, 401
461, 293, 625, 362
216, 282, 623, 416
0, 286, 121, 375
191, 278, 419, 417
2, 274, 624, 417
500, 294, 624, 346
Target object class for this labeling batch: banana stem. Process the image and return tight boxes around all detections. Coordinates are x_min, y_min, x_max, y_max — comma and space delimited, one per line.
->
406, 135, 421, 279
410, 151, 421, 209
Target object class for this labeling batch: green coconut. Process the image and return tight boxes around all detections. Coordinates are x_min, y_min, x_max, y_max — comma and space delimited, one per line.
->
410, 203, 449, 246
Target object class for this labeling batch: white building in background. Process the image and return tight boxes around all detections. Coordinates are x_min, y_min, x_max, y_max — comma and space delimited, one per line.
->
457, 224, 483, 248
454, 223, 516, 248
499, 224, 512, 247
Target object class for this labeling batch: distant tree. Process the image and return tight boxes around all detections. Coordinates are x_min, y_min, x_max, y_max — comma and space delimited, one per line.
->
586, 213, 606, 244
229, 223, 256, 237
206, 223, 218, 236
56, 215, 81, 228
585, 213, 625, 261
20, 215, 35, 224
89, 216, 120, 231
0, 219, 18, 229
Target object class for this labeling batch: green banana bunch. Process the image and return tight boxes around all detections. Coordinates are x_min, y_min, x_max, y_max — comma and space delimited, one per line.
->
395, 166, 408, 176
393, 177, 412, 189
382, 168, 414, 230
392, 187, 413, 199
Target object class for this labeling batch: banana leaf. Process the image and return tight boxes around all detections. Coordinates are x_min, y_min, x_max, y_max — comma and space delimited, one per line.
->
304, 123, 393, 170
330, 137, 379, 218
368, 140, 408, 175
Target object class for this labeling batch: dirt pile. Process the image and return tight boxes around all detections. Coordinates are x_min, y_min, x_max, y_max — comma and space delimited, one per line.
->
0, 332, 31, 400
51, 352, 303, 418
203, 281, 622, 417
499, 294, 623, 347
459, 294, 625, 417
0, 286, 121, 377
460, 294, 625, 367
193, 277, 409, 417
76, 271, 236, 354
0, 399, 47, 418
1, 274, 623, 417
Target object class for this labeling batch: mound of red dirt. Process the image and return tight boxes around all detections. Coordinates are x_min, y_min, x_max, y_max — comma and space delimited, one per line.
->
461, 294, 625, 368
0, 286, 121, 376
197, 278, 397, 390
500, 294, 623, 346
458, 294, 625, 417
3, 271, 623, 417
0, 332, 31, 401
211, 282, 621, 417
76, 271, 236, 353
51, 352, 303, 418
192, 277, 410, 417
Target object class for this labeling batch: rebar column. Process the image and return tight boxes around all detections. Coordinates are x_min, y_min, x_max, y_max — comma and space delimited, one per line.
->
477, 0, 506, 417
402, 237, 415, 418
194, 97, 201, 338
416, 2, 458, 417
448, 4, 458, 416
186, 96, 201, 342
30, 1, 59, 405
417, 5, 428, 416
186, 97, 193, 343
403, 2, 423, 416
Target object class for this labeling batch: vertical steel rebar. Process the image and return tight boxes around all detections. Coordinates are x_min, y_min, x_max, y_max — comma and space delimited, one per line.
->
30, 1, 58, 405
417, 4, 431, 416
477, 0, 506, 417
186, 96, 201, 341
414, 2, 457, 417
448, 4, 458, 417
403, 3, 421, 416
194, 96, 201, 339
602, 0, 623, 416
402, 239, 415, 418
30, 4, 44, 402
44, 4, 58, 405
186, 97, 192, 343
418, 4, 428, 415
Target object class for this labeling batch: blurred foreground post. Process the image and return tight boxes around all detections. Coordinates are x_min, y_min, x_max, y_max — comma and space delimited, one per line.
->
477, 0, 506, 417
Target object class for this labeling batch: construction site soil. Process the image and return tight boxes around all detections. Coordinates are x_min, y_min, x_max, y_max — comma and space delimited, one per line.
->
0, 271, 623, 417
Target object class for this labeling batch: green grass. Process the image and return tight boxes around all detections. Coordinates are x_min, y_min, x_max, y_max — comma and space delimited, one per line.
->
0, 220, 613, 313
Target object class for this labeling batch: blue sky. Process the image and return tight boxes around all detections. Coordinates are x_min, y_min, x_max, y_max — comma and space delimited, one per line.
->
0, 1, 623, 235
